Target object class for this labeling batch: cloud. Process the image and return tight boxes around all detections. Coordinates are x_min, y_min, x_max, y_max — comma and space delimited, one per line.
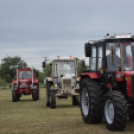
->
0, 0, 134, 70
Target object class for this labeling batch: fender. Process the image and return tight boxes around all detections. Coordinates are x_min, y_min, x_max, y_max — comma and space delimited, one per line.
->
80, 72, 99, 82
34, 79, 38, 83
46, 77, 53, 82
13, 80, 17, 84
76, 77, 80, 82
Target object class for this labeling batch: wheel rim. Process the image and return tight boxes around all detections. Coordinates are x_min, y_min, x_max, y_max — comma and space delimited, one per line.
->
105, 99, 114, 124
82, 88, 89, 116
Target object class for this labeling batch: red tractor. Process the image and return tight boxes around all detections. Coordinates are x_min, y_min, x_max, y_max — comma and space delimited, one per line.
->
80, 33, 134, 131
12, 68, 39, 102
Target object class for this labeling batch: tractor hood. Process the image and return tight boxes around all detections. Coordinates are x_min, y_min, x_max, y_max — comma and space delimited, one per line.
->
115, 71, 134, 81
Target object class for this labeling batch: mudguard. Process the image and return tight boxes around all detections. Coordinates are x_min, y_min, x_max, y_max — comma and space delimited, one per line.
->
46, 77, 53, 82
80, 72, 99, 82
13, 81, 17, 84
34, 79, 38, 83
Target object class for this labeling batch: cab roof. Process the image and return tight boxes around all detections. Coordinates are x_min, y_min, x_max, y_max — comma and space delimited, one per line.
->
87, 33, 134, 45
19, 68, 32, 71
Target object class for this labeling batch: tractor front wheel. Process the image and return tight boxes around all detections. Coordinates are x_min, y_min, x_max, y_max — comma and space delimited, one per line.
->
46, 82, 51, 107
72, 96, 79, 105
32, 89, 38, 101
17, 94, 20, 101
104, 91, 127, 131
37, 84, 40, 100
50, 91, 56, 109
12, 90, 17, 102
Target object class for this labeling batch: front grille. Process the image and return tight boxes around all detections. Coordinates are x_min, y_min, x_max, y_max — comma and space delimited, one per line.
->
20, 82, 27, 88
63, 79, 71, 90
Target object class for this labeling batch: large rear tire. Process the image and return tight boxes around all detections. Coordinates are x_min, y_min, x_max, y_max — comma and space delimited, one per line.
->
12, 90, 17, 102
46, 82, 51, 107
50, 91, 56, 109
17, 94, 20, 101
32, 89, 38, 101
37, 84, 40, 100
80, 78, 103, 123
104, 91, 127, 131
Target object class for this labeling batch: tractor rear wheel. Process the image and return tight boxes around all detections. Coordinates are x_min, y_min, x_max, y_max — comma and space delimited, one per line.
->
32, 89, 38, 101
50, 91, 56, 109
104, 91, 127, 131
17, 94, 20, 101
46, 82, 51, 107
80, 78, 103, 123
12, 90, 17, 102
37, 84, 39, 100
72, 96, 79, 105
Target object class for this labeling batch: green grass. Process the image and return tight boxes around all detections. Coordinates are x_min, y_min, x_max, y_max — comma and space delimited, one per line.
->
0, 89, 134, 134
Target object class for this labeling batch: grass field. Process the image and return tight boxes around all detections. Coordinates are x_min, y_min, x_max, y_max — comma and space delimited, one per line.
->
0, 89, 134, 134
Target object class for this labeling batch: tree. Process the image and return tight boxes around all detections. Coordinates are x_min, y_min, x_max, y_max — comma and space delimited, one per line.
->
43, 63, 51, 77
0, 56, 27, 83
76, 58, 88, 76
0, 77, 6, 87
34, 69, 45, 83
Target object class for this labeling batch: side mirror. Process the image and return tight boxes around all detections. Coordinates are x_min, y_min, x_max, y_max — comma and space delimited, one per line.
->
50, 63, 52, 66
60, 74, 63, 77
85, 43, 91, 57
82, 60, 86, 68
42, 61, 46, 68
36, 72, 39, 77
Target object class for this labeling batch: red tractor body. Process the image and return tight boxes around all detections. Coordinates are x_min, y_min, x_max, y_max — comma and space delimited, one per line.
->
12, 68, 39, 101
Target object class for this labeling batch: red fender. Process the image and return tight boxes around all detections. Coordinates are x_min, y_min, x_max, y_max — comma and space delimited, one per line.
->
34, 79, 38, 83
13, 81, 17, 84
80, 72, 99, 82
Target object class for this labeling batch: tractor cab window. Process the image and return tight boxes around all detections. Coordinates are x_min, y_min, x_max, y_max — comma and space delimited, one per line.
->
97, 46, 103, 70
19, 71, 32, 79
89, 46, 96, 70
106, 43, 116, 72
54, 61, 75, 78
123, 43, 133, 70
106, 42, 134, 72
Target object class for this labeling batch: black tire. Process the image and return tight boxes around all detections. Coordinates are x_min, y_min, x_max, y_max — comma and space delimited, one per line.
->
104, 91, 127, 131
46, 82, 51, 107
130, 115, 134, 121
17, 94, 20, 101
50, 91, 56, 109
129, 108, 134, 121
80, 78, 104, 123
72, 96, 79, 105
37, 89, 40, 100
32, 89, 38, 101
37, 84, 40, 100
12, 90, 17, 102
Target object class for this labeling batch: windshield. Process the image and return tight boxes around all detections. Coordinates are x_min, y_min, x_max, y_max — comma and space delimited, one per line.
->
106, 42, 133, 71
54, 61, 75, 77
19, 71, 32, 79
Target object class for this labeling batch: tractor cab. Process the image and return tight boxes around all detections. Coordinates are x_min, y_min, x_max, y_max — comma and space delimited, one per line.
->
84, 34, 134, 90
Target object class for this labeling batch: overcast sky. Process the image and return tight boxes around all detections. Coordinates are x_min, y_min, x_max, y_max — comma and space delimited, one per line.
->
0, 0, 134, 70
